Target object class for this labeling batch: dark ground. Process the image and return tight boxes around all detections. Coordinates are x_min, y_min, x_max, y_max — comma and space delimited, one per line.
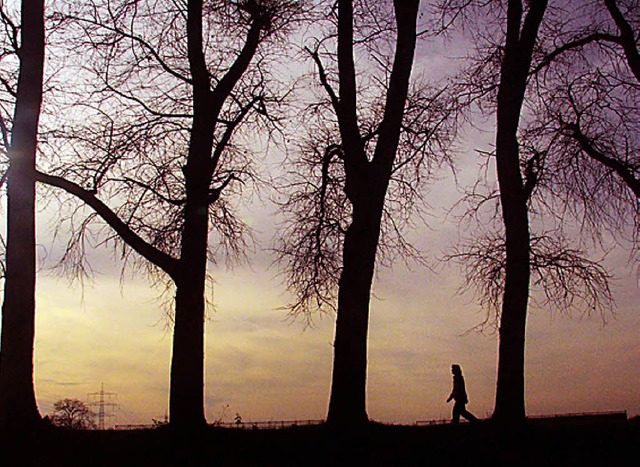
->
2, 416, 638, 466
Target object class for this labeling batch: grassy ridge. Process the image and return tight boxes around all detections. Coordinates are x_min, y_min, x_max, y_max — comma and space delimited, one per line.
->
3, 417, 638, 466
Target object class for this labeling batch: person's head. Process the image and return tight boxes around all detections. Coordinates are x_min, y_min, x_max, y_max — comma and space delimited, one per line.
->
451, 364, 462, 375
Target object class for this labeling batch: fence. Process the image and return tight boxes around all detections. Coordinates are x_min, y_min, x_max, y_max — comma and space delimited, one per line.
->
212, 419, 325, 430
527, 410, 627, 423
417, 410, 627, 426
115, 411, 628, 430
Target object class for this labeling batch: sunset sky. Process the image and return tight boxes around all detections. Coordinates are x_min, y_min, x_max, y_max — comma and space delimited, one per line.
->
28, 150, 640, 427
1, 1, 638, 429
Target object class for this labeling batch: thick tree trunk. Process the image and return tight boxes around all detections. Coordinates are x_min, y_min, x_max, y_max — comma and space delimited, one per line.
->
168, 183, 209, 429
168, 168, 209, 429
492, 0, 547, 424
493, 76, 531, 424
326, 0, 419, 428
169, 275, 207, 429
0, 0, 45, 432
493, 134, 531, 423
168, 88, 212, 429
165, 0, 215, 430
327, 200, 383, 427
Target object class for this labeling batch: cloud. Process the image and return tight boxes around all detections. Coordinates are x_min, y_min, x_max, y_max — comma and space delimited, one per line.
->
29, 201, 640, 426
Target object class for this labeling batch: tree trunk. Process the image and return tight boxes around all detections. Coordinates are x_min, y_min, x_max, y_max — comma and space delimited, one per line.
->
169, 275, 207, 429
493, 142, 531, 422
168, 186, 209, 429
0, 0, 45, 432
326, 0, 419, 428
327, 199, 384, 427
493, 73, 531, 424
492, 0, 547, 424
168, 172, 209, 429
168, 83, 213, 429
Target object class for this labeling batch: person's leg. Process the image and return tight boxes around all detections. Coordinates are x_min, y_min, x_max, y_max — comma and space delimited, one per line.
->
461, 407, 479, 423
452, 402, 462, 424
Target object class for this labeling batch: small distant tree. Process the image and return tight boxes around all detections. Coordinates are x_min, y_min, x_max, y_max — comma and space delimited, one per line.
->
50, 398, 96, 430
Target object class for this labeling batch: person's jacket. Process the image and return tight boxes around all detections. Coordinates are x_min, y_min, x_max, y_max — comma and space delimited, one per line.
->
450, 374, 468, 404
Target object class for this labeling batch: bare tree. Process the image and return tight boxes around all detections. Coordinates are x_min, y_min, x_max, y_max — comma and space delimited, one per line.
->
0, 0, 45, 431
49, 398, 96, 430
523, 0, 640, 251
449, 232, 613, 332
433, 0, 630, 426
36, 0, 301, 430
457, 0, 550, 424
274, 0, 459, 427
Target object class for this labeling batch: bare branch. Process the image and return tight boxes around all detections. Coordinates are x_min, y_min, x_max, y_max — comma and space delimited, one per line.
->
564, 120, 640, 199
531, 32, 621, 75
0, 112, 9, 149
305, 45, 340, 115
448, 231, 615, 331
35, 170, 181, 280
604, 0, 640, 82
64, 11, 193, 84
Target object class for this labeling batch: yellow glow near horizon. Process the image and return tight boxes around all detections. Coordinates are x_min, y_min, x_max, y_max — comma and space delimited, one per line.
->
31, 248, 640, 427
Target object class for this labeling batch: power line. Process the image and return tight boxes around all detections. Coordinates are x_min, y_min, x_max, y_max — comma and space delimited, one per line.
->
87, 382, 117, 430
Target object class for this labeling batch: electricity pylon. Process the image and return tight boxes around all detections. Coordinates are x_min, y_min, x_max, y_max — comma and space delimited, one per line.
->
88, 383, 117, 429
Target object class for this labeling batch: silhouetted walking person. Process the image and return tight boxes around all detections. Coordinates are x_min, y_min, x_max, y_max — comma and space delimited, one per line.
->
447, 364, 479, 424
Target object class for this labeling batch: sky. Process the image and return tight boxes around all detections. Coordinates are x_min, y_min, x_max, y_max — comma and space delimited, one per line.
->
29, 153, 640, 427
2, 0, 639, 428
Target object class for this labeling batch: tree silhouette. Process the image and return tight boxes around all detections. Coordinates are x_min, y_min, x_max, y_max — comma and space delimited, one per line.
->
50, 398, 96, 430
275, 0, 457, 427
488, 0, 548, 424
523, 0, 640, 253
435, 0, 620, 424
36, 0, 301, 430
0, 0, 45, 431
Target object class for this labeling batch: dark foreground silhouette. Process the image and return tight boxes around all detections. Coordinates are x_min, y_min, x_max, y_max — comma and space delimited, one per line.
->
2, 416, 638, 466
